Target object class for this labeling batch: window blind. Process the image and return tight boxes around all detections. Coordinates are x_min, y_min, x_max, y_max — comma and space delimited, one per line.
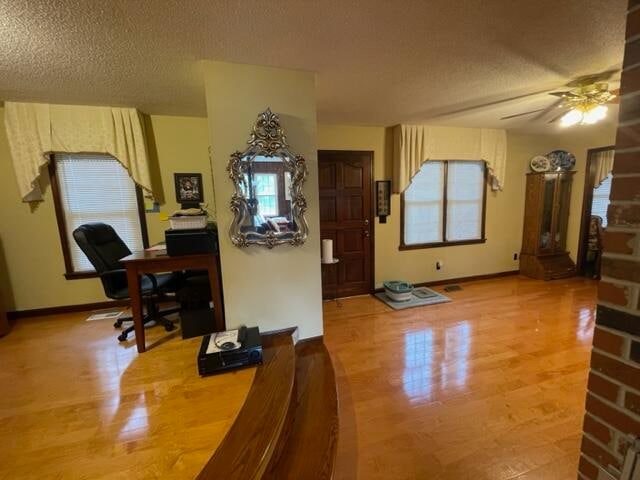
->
254, 173, 278, 216
55, 154, 144, 272
403, 160, 485, 246
592, 174, 612, 228
404, 161, 444, 245
446, 161, 484, 241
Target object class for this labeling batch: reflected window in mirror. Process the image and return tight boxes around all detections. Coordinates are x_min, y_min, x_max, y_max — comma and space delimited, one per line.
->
241, 156, 295, 234
254, 173, 278, 216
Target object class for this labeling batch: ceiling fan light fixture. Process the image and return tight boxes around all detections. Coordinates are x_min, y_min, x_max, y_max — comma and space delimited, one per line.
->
560, 103, 608, 127
560, 108, 583, 127
583, 105, 608, 124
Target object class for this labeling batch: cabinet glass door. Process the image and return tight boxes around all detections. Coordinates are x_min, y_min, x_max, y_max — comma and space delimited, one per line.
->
539, 175, 556, 253
553, 174, 572, 252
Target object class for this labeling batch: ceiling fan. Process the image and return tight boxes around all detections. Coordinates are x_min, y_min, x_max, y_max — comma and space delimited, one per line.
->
500, 73, 620, 127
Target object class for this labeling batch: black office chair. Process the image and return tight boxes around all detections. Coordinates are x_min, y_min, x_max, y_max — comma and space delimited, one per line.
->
73, 223, 180, 342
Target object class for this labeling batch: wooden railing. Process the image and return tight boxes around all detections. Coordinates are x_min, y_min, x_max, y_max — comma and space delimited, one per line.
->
197, 332, 339, 480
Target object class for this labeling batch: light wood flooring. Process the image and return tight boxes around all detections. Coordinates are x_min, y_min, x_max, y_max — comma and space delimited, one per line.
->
324, 275, 597, 480
0, 312, 254, 479
0, 275, 596, 479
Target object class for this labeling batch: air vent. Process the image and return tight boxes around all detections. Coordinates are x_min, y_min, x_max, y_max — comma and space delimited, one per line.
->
444, 285, 462, 292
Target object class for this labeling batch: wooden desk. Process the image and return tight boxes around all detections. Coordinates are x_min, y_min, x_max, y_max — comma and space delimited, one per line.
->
121, 250, 225, 353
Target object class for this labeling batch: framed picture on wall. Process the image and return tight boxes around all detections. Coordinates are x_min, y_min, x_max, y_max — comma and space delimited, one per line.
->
174, 173, 204, 205
376, 180, 391, 223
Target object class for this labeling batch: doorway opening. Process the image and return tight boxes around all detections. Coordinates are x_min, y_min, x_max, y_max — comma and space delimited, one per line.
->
577, 146, 615, 278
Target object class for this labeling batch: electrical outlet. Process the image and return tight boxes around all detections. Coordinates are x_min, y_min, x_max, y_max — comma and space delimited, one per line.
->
513, 253, 518, 261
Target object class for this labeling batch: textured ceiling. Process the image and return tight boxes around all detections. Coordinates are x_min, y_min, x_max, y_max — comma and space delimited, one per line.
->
0, 0, 628, 133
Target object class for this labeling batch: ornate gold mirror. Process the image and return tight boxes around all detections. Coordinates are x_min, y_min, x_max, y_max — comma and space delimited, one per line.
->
227, 108, 309, 248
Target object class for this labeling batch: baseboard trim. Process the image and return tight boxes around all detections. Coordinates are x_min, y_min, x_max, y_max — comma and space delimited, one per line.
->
374, 270, 520, 293
7, 300, 130, 320
9, 270, 521, 320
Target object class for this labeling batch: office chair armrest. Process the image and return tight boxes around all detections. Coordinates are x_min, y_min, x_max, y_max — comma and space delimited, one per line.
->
142, 273, 158, 290
99, 269, 128, 297
100, 269, 127, 279
102, 270, 158, 288
100, 270, 159, 295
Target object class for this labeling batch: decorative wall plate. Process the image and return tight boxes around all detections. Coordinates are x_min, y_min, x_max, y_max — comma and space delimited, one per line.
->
546, 150, 576, 171
530, 155, 550, 172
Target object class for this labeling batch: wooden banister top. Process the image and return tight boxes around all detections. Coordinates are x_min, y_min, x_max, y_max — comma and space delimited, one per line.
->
263, 339, 339, 480
197, 332, 296, 480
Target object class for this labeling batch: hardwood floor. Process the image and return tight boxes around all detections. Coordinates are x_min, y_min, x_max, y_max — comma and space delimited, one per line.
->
324, 275, 597, 480
0, 312, 254, 479
0, 275, 596, 479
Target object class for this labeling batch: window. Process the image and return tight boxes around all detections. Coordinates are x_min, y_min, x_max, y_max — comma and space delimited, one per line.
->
591, 174, 612, 228
50, 153, 148, 278
401, 160, 486, 248
253, 173, 279, 216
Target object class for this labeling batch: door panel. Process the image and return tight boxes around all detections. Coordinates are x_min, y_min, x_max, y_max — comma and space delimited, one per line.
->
319, 151, 373, 299
318, 163, 337, 189
343, 162, 364, 188
343, 257, 366, 283
344, 196, 363, 221
342, 229, 364, 253
319, 196, 338, 223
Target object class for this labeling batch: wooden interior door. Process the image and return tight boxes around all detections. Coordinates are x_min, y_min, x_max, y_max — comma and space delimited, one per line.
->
318, 150, 373, 299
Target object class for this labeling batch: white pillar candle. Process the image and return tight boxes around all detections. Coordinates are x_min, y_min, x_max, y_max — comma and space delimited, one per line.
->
321, 239, 334, 264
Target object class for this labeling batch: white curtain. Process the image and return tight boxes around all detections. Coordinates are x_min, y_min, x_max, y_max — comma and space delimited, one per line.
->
4, 102, 154, 202
392, 124, 507, 193
593, 148, 615, 188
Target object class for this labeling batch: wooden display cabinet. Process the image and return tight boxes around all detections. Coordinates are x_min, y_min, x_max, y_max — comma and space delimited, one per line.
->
520, 171, 576, 280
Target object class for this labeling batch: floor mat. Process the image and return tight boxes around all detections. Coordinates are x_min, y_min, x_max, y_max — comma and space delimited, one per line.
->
374, 287, 451, 310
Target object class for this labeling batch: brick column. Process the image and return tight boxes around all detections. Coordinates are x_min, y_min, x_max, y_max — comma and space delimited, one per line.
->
578, 2, 640, 478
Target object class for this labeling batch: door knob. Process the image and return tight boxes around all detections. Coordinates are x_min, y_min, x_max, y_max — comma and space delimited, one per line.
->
364, 230, 370, 238
364, 219, 369, 226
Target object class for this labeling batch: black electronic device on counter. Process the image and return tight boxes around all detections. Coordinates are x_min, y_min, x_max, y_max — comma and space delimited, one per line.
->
197, 326, 263, 376
165, 223, 218, 256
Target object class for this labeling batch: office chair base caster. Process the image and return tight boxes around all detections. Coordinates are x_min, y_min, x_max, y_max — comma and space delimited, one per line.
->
113, 315, 132, 329
117, 332, 129, 342
164, 322, 176, 332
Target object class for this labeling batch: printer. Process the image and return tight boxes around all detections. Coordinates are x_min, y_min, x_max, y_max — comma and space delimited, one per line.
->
165, 223, 218, 256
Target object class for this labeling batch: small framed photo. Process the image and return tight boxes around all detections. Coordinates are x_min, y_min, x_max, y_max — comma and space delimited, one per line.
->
174, 173, 204, 204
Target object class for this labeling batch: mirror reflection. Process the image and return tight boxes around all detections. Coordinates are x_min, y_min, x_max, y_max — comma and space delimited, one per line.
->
240, 156, 295, 235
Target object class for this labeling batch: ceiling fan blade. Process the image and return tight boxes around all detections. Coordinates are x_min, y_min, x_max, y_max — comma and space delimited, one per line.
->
567, 69, 620, 87
425, 88, 557, 120
548, 109, 568, 124
549, 90, 581, 99
599, 68, 620, 81
500, 108, 547, 120
530, 99, 565, 121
